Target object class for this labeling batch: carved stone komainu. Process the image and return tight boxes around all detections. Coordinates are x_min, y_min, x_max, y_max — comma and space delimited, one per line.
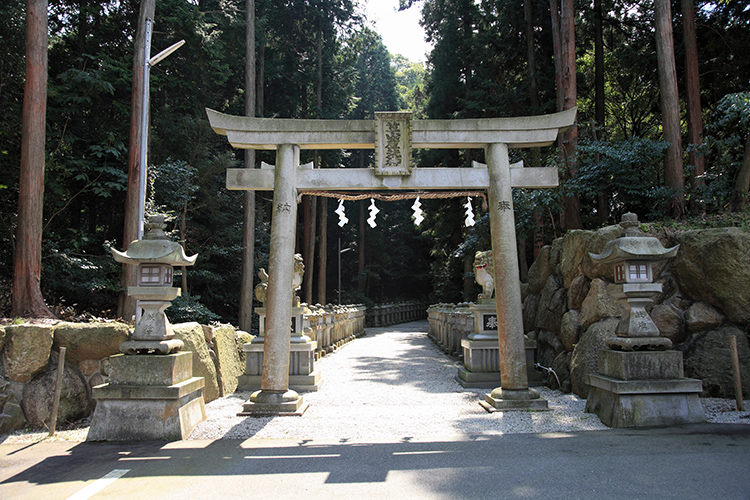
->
254, 253, 305, 307
474, 250, 495, 304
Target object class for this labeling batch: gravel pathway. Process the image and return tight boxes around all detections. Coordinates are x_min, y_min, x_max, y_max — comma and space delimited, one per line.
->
188, 320, 748, 441
2, 321, 747, 444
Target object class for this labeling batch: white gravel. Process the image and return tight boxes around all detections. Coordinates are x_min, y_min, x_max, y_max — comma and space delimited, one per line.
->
187, 321, 749, 441
2, 321, 747, 444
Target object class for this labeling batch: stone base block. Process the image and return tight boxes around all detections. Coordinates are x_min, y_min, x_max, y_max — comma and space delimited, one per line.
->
237, 369, 323, 392
108, 352, 193, 386
481, 388, 549, 412
238, 390, 308, 417
585, 374, 705, 428
87, 377, 206, 441
598, 350, 684, 380
457, 338, 542, 388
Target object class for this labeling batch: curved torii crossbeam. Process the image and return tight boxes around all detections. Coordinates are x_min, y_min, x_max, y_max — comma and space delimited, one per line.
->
207, 107, 576, 415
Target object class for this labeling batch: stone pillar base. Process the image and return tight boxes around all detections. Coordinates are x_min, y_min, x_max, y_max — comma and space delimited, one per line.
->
238, 390, 308, 417
87, 352, 206, 441
480, 388, 549, 412
456, 338, 543, 388
237, 370, 322, 393
241, 340, 322, 392
585, 349, 706, 428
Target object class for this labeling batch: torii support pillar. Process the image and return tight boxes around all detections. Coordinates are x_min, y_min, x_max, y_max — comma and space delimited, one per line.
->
240, 144, 308, 416
481, 143, 548, 411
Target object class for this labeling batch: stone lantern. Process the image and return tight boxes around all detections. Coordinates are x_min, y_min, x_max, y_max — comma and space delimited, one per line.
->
584, 213, 705, 428
589, 212, 678, 351
88, 215, 206, 441
111, 215, 197, 355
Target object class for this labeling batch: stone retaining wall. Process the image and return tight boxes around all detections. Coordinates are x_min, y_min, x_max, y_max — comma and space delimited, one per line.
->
523, 224, 750, 399
0, 321, 248, 435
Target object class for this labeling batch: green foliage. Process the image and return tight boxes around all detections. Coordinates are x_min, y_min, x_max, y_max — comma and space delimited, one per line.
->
573, 137, 675, 222
700, 92, 750, 210
166, 293, 220, 325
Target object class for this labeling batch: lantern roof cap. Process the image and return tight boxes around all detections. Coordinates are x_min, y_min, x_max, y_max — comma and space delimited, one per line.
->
111, 215, 197, 266
589, 213, 679, 264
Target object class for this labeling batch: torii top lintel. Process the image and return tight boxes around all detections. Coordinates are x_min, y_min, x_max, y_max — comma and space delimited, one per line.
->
206, 107, 576, 150
206, 107, 576, 191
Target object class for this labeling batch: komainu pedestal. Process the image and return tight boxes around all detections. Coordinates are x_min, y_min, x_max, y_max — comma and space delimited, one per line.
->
238, 305, 322, 392
456, 303, 542, 388
87, 352, 206, 441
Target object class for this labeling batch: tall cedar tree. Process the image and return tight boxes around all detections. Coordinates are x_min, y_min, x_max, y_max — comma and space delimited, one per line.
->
12, 0, 54, 318
655, 0, 685, 217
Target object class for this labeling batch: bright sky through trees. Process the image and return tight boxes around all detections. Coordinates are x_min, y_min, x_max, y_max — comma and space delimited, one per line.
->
363, 0, 431, 62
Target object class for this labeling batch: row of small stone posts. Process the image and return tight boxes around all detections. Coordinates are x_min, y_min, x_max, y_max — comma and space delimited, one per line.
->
427, 302, 543, 389
239, 303, 366, 393
306, 304, 367, 357
427, 303, 474, 358
366, 302, 427, 327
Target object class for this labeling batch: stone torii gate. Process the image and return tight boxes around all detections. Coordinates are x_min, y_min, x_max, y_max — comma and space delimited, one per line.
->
207, 108, 576, 415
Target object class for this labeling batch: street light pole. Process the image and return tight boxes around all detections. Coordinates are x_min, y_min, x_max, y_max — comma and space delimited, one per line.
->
338, 238, 353, 305
136, 19, 185, 240
135, 19, 184, 324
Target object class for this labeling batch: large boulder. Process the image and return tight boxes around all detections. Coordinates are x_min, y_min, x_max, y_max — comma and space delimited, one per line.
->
682, 325, 750, 397
536, 330, 564, 369
570, 318, 619, 398
672, 228, 750, 323
560, 230, 594, 288
550, 351, 572, 393
651, 304, 686, 345
527, 245, 553, 294
685, 301, 725, 334
0, 325, 6, 353
568, 274, 591, 312
2, 324, 54, 382
578, 279, 622, 330
559, 310, 581, 352
21, 360, 92, 428
173, 322, 220, 402
0, 376, 27, 434
535, 275, 566, 334
522, 293, 540, 334
53, 322, 130, 364
581, 224, 622, 281
213, 325, 244, 396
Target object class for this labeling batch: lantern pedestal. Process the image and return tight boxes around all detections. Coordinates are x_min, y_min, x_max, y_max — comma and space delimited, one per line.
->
456, 303, 542, 388
585, 350, 705, 428
239, 306, 321, 392
87, 352, 206, 441
585, 213, 705, 427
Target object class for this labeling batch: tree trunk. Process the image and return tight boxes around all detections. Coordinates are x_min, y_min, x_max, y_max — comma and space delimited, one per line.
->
550, 0, 563, 113
655, 0, 685, 218
594, 0, 605, 132
180, 200, 188, 294
682, 0, 705, 209
317, 197, 327, 304
304, 192, 317, 305
730, 134, 750, 211
463, 254, 474, 303
119, 0, 155, 321
12, 0, 53, 318
357, 200, 366, 294
525, 0, 541, 168
560, 0, 582, 230
239, 0, 256, 331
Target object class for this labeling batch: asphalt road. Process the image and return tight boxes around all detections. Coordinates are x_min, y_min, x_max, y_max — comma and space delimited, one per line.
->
2, 424, 750, 500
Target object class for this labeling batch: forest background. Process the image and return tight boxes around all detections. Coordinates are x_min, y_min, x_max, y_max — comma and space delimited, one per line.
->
1, 0, 749, 333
